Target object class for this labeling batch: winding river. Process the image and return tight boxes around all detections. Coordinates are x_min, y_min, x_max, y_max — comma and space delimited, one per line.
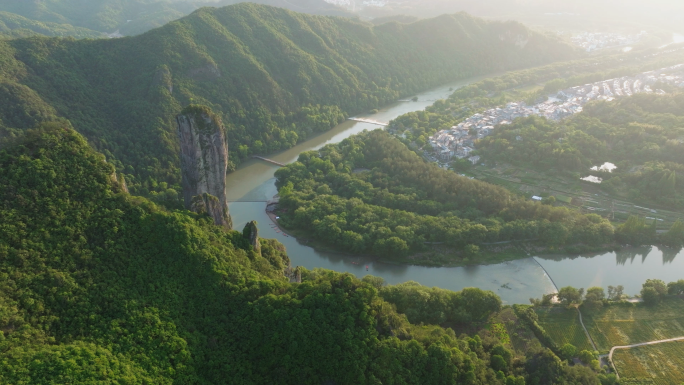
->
226, 77, 684, 304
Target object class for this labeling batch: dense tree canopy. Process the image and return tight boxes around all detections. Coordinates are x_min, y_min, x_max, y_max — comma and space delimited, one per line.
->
0, 3, 576, 198
0, 123, 612, 384
275, 130, 615, 259
0, 11, 103, 39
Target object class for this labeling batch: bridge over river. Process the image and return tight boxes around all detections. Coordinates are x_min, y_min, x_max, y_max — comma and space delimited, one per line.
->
252, 156, 286, 167
347, 117, 388, 126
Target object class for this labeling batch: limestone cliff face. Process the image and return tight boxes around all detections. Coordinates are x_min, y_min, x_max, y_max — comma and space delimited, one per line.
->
118, 173, 129, 193
177, 105, 232, 229
242, 220, 261, 254
190, 193, 231, 229
286, 266, 302, 284
153, 65, 173, 94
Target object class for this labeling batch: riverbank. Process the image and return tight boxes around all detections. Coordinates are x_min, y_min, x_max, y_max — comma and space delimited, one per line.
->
265, 203, 591, 268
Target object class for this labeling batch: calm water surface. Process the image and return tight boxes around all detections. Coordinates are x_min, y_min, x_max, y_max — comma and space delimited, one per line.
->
536, 246, 684, 297
225, 76, 683, 304
230, 202, 556, 304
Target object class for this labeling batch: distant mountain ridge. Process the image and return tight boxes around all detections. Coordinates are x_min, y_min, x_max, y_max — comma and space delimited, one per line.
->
0, 0, 353, 37
0, 11, 103, 39
0, 3, 576, 195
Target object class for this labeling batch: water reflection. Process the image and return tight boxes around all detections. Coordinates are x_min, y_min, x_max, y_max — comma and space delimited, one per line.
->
662, 247, 681, 264
223, 75, 680, 305
230, 201, 555, 304
536, 246, 684, 296
615, 246, 651, 265
225, 75, 497, 202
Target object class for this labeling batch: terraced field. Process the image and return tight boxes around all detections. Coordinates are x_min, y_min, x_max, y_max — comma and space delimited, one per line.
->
534, 307, 593, 351
582, 299, 684, 352
613, 341, 684, 385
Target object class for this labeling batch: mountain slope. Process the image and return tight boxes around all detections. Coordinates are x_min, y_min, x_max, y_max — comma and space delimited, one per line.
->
0, 11, 103, 39
0, 0, 196, 33
0, 0, 353, 37
0, 123, 530, 384
0, 3, 576, 196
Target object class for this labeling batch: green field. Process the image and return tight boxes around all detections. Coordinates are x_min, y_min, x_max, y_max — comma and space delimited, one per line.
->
583, 299, 684, 353
613, 341, 684, 385
534, 307, 594, 351
494, 308, 541, 354
470, 164, 684, 231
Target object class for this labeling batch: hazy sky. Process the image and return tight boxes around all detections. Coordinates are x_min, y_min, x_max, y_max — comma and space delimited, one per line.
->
342, 0, 684, 35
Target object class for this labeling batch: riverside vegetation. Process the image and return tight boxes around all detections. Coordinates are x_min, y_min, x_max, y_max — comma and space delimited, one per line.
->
273, 124, 684, 263
0, 3, 575, 200
274, 130, 618, 263
0, 124, 617, 384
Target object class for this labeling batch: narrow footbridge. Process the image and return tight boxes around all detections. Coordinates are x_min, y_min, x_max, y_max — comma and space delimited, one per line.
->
253, 156, 286, 167
348, 117, 389, 126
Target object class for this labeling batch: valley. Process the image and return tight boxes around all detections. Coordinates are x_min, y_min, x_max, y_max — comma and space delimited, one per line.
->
1, 1, 684, 383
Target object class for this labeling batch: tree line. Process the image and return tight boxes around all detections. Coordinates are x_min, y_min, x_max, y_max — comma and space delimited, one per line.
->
530, 278, 684, 308
0, 3, 576, 200
0, 123, 620, 384
275, 130, 616, 260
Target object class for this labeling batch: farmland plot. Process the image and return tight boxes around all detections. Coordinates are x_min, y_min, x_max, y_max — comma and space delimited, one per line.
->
583, 299, 684, 352
613, 340, 684, 385
534, 307, 593, 351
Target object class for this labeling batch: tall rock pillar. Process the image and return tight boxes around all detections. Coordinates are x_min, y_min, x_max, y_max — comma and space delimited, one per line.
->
177, 105, 232, 229
242, 220, 261, 255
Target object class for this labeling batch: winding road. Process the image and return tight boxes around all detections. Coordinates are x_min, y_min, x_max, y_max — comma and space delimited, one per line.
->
608, 337, 684, 380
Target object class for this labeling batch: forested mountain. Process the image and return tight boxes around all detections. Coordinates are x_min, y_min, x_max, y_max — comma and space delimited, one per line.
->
354, 0, 684, 38
0, 0, 197, 34
0, 11, 103, 39
0, 123, 606, 384
0, 0, 352, 37
0, 3, 576, 197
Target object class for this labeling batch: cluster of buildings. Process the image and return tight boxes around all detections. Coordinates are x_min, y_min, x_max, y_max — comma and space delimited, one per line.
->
569, 31, 647, 52
427, 64, 684, 163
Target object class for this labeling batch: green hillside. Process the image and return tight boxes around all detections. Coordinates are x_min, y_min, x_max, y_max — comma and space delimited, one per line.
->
0, 0, 353, 37
0, 0, 196, 33
0, 11, 103, 39
0, 123, 587, 384
478, 93, 684, 210
0, 3, 576, 197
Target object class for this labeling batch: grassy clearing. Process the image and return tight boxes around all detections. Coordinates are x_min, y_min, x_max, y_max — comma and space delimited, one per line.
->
613, 340, 684, 385
493, 307, 541, 354
534, 307, 593, 351
583, 299, 684, 353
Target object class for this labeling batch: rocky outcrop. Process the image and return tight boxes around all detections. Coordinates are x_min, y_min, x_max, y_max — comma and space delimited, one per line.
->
286, 266, 302, 284
177, 105, 232, 229
118, 173, 129, 193
190, 193, 231, 228
188, 63, 221, 81
152, 65, 173, 94
242, 220, 261, 254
